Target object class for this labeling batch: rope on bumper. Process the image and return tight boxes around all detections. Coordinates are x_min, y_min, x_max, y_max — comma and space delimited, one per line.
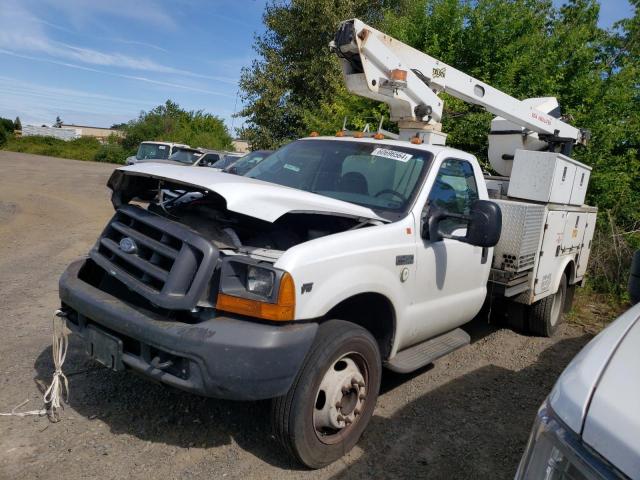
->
0, 310, 69, 421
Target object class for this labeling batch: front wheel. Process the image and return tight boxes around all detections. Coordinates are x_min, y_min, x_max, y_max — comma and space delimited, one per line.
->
271, 320, 381, 469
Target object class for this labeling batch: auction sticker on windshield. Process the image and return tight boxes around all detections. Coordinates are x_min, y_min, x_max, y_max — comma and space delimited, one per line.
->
371, 148, 413, 162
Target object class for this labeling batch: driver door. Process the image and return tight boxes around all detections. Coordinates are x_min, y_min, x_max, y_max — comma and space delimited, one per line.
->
410, 158, 489, 341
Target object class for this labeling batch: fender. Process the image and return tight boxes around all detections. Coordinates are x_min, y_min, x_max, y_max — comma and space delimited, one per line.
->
274, 215, 416, 334
551, 257, 576, 294
293, 262, 404, 321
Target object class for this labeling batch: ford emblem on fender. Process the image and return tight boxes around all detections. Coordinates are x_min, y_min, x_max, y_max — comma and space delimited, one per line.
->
119, 237, 138, 254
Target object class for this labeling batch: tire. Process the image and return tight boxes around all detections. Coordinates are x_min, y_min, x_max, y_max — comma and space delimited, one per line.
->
629, 250, 640, 305
528, 274, 567, 337
271, 319, 382, 469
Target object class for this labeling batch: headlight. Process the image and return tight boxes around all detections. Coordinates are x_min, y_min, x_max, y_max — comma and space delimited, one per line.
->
216, 258, 295, 322
516, 400, 623, 480
247, 266, 275, 297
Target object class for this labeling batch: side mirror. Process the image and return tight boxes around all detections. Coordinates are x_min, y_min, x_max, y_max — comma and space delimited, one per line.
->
465, 200, 502, 247
423, 200, 501, 248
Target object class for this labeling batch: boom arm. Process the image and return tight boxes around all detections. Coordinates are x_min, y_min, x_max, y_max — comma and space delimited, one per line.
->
331, 19, 587, 171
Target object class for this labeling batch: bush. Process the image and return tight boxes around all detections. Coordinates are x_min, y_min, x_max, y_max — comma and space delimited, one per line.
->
2, 136, 101, 161
588, 213, 640, 296
0, 126, 7, 147
121, 100, 233, 152
94, 143, 127, 164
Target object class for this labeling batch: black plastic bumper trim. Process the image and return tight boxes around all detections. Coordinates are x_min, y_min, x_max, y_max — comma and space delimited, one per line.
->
59, 259, 317, 400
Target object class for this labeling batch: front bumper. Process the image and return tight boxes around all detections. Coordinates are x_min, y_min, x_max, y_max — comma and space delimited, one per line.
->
59, 259, 318, 400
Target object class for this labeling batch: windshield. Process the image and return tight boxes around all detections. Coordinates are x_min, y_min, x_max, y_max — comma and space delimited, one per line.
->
212, 154, 242, 170
199, 152, 221, 166
246, 139, 432, 217
226, 150, 272, 175
136, 143, 170, 160
169, 148, 201, 165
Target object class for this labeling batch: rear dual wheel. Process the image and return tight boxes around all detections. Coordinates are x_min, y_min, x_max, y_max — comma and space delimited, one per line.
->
271, 320, 381, 469
528, 274, 567, 337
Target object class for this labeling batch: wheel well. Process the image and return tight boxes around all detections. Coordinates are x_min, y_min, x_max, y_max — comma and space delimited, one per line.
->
324, 293, 395, 360
564, 260, 576, 285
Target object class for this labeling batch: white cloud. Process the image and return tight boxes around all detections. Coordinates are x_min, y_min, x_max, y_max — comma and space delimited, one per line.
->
0, 0, 239, 84
0, 75, 153, 126
39, 0, 176, 31
0, 49, 235, 98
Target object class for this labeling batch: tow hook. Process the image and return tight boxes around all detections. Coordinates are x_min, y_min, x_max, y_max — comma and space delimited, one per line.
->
150, 356, 174, 370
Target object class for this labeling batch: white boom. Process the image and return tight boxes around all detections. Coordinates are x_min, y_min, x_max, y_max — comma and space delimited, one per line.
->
331, 19, 588, 175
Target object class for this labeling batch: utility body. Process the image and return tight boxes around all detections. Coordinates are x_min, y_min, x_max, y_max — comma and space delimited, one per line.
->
59, 18, 597, 468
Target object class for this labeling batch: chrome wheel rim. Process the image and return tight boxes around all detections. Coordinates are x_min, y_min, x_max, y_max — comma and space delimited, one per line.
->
313, 353, 367, 444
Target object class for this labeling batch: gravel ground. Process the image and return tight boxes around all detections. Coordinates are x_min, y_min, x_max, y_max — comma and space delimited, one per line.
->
0, 151, 602, 479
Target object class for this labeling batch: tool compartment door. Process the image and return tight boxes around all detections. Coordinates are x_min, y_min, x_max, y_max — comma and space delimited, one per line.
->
534, 210, 567, 295
562, 212, 587, 253
576, 212, 597, 279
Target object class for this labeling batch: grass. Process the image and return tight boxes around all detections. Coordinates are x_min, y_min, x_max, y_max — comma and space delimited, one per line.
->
567, 285, 629, 334
3, 135, 102, 161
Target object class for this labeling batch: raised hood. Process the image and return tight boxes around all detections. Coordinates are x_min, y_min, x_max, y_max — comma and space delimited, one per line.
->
111, 163, 386, 223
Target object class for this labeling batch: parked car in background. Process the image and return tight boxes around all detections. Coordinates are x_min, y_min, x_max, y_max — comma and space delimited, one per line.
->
126, 146, 203, 167
195, 150, 225, 167
516, 302, 640, 479
208, 152, 245, 171
224, 150, 274, 175
125, 141, 190, 165
167, 146, 203, 165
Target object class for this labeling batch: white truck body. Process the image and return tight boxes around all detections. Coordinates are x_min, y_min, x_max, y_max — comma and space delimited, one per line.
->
119, 134, 596, 358
58, 17, 600, 468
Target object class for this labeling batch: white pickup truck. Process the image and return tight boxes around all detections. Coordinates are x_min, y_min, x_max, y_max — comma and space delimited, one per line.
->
57, 20, 597, 468
58, 134, 596, 467
517, 301, 640, 479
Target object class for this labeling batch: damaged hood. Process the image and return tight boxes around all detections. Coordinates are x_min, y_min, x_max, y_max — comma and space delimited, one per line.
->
112, 163, 386, 223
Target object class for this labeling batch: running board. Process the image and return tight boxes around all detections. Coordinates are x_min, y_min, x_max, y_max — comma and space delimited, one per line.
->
385, 328, 470, 374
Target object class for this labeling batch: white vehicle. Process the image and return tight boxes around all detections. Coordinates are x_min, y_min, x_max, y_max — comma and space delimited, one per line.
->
58, 19, 596, 468
517, 302, 640, 479
125, 141, 190, 165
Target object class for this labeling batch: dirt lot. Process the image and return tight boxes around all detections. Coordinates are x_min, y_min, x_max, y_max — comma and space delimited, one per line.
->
0, 151, 613, 479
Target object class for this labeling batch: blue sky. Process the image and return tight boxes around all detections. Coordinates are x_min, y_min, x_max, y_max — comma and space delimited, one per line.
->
0, 0, 634, 133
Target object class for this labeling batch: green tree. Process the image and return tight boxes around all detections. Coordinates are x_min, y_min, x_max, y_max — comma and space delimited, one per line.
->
238, 0, 389, 149
0, 117, 14, 133
54, 116, 63, 128
122, 100, 233, 155
13, 116, 21, 131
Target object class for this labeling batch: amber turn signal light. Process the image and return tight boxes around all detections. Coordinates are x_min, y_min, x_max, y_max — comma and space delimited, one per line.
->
309, 131, 319, 137
390, 68, 408, 82
216, 272, 296, 322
